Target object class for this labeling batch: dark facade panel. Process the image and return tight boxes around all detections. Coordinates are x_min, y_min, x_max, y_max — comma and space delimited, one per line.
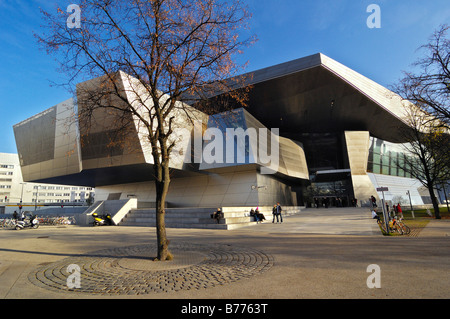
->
80, 130, 125, 160
14, 107, 57, 166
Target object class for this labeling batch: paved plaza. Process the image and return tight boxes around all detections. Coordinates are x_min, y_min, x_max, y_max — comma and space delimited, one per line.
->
0, 207, 449, 299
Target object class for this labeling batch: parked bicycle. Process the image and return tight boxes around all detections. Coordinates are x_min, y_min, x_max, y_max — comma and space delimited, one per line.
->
36, 216, 77, 226
0, 218, 16, 229
376, 215, 410, 235
376, 217, 387, 234
393, 216, 411, 235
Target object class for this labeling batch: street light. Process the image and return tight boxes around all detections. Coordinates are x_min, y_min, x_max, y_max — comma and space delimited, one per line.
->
19, 182, 26, 213
406, 190, 415, 219
34, 185, 41, 211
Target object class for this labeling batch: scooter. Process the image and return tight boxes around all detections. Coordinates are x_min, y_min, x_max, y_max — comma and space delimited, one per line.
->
15, 214, 39, 230
92, 212, 113, 226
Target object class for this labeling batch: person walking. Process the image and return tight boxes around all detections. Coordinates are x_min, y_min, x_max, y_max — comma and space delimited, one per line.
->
371, 195, 377, 208
272, 202, 283, 223
272, 205, 277, 223
397, 203, 403, 219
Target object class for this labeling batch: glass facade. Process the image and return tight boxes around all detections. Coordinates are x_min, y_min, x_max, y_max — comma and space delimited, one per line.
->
289, 132, 354, 206
298, 133, 345, 172
367, 137, 413, 178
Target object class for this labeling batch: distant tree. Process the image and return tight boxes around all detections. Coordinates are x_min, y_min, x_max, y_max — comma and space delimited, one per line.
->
395, 105, 450, 219
36, 0, 255, 261
394, 24, 450, 127
393, 24, 450, 218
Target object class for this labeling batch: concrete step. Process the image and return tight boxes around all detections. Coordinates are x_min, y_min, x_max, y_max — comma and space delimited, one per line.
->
121, 220, 261, 230
119, 205, 305, 230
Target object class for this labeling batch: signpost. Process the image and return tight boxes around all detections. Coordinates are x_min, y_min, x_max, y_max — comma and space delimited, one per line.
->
376, 187, 389, 234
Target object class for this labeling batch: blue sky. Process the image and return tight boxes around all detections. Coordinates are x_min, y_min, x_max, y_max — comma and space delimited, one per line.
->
0, 0, 449, 154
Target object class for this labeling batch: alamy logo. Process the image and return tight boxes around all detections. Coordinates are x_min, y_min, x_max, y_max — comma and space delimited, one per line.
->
66, 264, 81, 289
366, 264, 381, 288
366, 4, 381, 29
170, 120, 280, 175
67, 4, 81, 29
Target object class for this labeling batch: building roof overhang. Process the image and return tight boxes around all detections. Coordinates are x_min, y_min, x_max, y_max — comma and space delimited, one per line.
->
217, 53, 415, 143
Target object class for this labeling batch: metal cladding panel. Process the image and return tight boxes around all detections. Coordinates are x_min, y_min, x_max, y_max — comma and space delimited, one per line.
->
14, 106, 56, 166
199, 108, 309, 180
75, 74, 147, 171
344, 131, 370, 175
13, 99, 82, 183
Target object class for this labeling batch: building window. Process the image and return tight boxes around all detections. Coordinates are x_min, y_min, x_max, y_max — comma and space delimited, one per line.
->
367, 137, 413, 178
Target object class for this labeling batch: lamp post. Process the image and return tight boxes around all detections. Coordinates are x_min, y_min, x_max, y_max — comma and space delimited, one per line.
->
19, 182, 25, 213
406, 190, 414, 219
34, 185, 41, 211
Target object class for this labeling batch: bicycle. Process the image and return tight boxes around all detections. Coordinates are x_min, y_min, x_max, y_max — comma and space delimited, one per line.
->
0, 218, 16, 229
395, 216, 411, 235
376, 217, 387, 234
375, 215, 406, 235
384, 216, 411, 235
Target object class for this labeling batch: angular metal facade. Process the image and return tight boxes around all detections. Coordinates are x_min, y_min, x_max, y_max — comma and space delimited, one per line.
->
13, 53, 431, 207
13, 98, 82, 183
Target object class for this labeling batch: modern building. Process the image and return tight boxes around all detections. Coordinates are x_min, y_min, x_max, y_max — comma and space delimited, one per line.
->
0, 152, 94, 214
12, 53, 439, 212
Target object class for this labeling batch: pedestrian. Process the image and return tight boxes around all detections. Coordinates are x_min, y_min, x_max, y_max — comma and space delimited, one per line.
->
386, 203, 392, 219
13, 210, 18, 220
272, 202, 283, 223
314, 197, 319, 208
397, 203, 403, 219
371, 195, 377, 208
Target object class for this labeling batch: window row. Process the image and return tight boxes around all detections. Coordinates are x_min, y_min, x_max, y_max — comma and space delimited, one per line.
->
32, 185, 93, 191
32, 199, 87, 203
367, 150, 413, 178
33, 192, 93, 197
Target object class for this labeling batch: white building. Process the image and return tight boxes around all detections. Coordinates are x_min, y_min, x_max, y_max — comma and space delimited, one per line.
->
0, 153, 94, 214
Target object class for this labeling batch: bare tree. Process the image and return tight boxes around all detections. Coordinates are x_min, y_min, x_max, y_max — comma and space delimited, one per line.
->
394, 24, 450, 126
393, 24, 450, 218
36, 0, 255, 261
395, 105, 450, 219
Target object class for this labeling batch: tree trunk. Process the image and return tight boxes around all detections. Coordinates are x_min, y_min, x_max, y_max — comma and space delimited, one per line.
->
154, 162, 173, 261
430, 192, 442, 220
428, 182, 441, 219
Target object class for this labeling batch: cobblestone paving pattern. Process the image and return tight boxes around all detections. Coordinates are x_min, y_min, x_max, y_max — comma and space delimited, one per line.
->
28, 243, 274, 296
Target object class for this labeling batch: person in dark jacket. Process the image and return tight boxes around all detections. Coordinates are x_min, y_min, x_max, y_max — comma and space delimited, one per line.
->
272, 202, 283, 223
